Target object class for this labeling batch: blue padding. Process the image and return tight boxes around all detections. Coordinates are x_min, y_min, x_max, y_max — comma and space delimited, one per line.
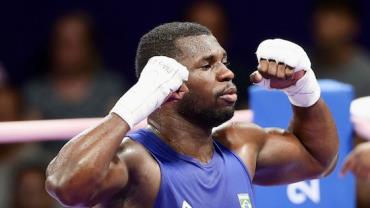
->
249, 79, 355, 208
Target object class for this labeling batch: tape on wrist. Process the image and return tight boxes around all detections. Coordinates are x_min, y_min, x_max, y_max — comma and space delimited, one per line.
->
285, 70, 321, 107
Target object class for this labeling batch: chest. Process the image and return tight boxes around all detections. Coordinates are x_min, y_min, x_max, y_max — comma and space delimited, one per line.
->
153, 151, 255, 208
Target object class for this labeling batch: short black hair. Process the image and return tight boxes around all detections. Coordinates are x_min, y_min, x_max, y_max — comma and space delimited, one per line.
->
135, 22, 211, 78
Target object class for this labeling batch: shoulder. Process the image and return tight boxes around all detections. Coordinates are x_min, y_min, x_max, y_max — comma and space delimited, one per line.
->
212, 122, 268, 179
118, 137, 157, 168
116, 137, 160, 205
117, 137, 159, 180
212, 122, 267, 150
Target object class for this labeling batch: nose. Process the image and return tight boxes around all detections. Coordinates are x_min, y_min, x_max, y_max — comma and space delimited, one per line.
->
216, 63, 234, 82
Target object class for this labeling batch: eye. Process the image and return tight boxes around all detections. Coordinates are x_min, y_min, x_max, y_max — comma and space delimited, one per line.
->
201, 64, 212, 70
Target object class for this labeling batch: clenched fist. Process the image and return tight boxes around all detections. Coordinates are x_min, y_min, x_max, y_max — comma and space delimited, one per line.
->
250, 39, 321, 107
111, 56, 189, 128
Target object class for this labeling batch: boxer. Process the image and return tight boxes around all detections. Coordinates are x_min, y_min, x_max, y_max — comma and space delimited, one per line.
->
46, 22, 338, 208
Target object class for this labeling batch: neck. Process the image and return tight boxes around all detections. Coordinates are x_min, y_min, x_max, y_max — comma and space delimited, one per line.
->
148, 109, 214, 163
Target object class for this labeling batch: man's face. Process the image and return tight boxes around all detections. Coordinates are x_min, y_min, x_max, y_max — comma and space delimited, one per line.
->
174, 35, 237, 128
52, 18, 92, 74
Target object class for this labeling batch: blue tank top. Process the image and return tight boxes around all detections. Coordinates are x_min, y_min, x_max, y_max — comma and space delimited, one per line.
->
127, 128, 255, 208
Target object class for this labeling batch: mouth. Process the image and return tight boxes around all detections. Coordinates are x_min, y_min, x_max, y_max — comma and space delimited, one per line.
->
218, 87, 238, 104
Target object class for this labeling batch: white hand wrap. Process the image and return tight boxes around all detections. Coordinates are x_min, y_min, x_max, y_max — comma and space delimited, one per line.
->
110, 56, 189, 128
255, 39, 321, 107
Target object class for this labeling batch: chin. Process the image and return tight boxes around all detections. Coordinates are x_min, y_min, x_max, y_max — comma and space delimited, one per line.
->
186, 105, 235, 128
214, 106, 235, 124
176, 93, 236, 128
208, 112, 234, 127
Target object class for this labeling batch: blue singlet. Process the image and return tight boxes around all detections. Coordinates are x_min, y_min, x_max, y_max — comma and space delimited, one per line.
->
127, 128, 255, 208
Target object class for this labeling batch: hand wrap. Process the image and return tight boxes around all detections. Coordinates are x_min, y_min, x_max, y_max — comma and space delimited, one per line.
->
111, 56, 188, 127
255, 39, 320, 107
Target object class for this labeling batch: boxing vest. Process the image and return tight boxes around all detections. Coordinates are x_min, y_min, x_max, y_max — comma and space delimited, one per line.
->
127, 129, 255, 208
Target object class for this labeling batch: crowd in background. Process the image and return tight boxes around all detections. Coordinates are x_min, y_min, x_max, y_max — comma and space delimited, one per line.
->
0, 0, 370, 207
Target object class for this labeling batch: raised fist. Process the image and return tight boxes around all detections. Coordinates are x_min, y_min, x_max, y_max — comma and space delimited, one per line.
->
250, 39, 320, 107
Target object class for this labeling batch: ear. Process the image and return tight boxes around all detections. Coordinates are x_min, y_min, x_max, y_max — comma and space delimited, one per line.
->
172, 83, 189, 100
165, 83, 189, 103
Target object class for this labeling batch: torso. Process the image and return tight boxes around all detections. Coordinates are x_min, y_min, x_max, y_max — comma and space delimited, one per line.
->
96, 123, 262, 208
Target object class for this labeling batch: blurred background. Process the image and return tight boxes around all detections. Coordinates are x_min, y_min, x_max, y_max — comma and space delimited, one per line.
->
0, 0, 369, 207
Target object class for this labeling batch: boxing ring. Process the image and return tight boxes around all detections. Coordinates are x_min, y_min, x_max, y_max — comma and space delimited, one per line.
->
0, 81, 369, 207
0, 110, 253, 143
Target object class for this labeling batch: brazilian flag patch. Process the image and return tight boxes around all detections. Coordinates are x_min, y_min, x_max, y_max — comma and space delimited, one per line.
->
238, 193, 252, 208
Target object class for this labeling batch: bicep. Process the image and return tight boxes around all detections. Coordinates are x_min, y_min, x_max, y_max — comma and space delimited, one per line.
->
83, 140, 135, 206
87, 153, 129, 205
253, 128, 324, 185
88, 137, 154, 205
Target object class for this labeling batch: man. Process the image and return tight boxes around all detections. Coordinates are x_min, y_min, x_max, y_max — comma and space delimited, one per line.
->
23, 12, 127, 155
342, 97, 370, 181
311, 0, 370, 98
45, 22, 339, 207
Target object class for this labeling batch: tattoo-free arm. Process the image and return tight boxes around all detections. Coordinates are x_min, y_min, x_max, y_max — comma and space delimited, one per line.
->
253, 99, 339, 185
45, 114, 130, 206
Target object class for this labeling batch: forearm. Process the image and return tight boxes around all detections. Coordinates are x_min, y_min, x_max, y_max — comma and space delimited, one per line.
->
45, 56, 188, 205
46, 114, 129, 199
289, 99, 339, 169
